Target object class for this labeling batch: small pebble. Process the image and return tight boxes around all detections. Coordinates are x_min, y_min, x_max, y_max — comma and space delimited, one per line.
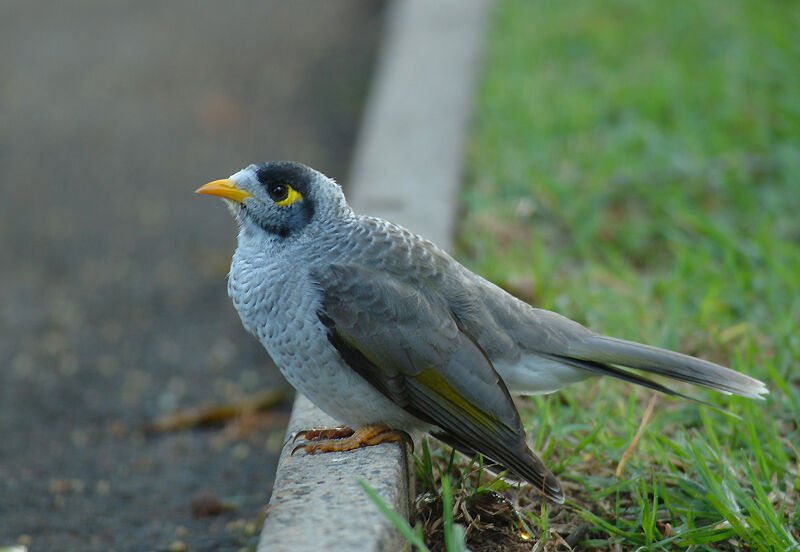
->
225, 519, 246, 533
242, 520, 259, 536
48, 479, 70, 494
191, 491, 226, 518
232, 443, 250, 461
95, 480, 111, 495
264, 429, 284, 454
167, 540, 187, 552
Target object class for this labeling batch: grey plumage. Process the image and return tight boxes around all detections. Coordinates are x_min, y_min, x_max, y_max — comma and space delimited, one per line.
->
197, 161, 767, 503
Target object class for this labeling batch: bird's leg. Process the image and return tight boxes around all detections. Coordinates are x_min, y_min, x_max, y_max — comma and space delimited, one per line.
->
291, 423, 406, 455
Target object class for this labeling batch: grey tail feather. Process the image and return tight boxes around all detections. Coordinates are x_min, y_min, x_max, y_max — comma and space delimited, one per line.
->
542, 353, 726, 412
566, 335, 768, 399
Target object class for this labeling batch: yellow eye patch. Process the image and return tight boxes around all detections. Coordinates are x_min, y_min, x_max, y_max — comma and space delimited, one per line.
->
274, 185, 303, 207
267, 182, 303, 206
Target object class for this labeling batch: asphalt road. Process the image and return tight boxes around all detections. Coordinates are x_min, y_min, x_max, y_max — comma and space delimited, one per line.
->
0, 2, 385, 550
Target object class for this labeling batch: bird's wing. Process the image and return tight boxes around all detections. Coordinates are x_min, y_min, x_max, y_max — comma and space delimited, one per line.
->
313, 263, 563, 502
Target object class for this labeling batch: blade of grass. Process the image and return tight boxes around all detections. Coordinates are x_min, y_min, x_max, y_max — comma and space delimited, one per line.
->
359, 480, 430, 552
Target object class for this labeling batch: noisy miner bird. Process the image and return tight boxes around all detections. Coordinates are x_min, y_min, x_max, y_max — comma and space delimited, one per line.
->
196, 161, 767, 503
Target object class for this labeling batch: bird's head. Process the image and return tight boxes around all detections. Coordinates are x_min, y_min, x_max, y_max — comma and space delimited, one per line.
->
195, 161, 349, 238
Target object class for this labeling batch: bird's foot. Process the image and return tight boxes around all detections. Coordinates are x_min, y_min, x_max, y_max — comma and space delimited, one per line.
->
288, 425, 355, 445
290, 423, 406, 455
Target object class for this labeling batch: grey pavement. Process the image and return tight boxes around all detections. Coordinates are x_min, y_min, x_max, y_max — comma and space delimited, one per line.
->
0, 2, 384, 551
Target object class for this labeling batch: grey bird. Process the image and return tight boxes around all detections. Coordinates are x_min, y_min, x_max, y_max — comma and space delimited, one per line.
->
196, 161, 768, 503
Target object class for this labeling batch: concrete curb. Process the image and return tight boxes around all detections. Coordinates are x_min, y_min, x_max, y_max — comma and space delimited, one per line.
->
258, 1, 490, 550
257, 396, 413, 551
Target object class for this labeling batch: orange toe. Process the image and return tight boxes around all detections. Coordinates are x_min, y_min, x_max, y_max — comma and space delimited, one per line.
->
290, 425, 354, 444
291, 423, 405, 455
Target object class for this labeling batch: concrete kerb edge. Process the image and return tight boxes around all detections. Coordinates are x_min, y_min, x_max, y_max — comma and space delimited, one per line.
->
258, 1, 490, 550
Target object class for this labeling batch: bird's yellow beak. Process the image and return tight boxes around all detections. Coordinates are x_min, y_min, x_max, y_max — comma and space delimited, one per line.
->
195, 179, 254, 204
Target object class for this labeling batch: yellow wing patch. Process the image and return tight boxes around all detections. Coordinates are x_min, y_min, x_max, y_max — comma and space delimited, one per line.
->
275, 185, 303, 207
413, 368, 495, 431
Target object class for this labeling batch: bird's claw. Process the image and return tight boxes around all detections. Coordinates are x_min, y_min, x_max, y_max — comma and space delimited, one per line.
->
288, 424, 407, 456
290, 438, 346, 456
286, 425, 354, 448
290, 440, 314, 456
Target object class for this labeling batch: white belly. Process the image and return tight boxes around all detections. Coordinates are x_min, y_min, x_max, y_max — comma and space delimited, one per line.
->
494, 354, 592, 395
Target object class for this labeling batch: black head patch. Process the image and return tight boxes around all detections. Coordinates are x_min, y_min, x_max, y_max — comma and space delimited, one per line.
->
255, 161, 315, 198
248, 161, 317, 237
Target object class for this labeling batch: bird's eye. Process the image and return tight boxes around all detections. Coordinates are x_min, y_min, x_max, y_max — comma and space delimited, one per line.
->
268, 184, 288, 202
268, 183, 303, 207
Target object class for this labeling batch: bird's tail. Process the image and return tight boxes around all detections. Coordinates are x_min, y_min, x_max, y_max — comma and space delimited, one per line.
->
562, 335, 768, 399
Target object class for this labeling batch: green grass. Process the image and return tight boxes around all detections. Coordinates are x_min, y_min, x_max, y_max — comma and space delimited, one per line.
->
360, 441, 476, 552
450, 0, 800, 549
